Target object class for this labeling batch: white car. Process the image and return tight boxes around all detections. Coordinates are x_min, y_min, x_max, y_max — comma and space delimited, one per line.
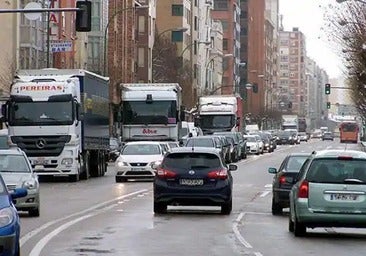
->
253, 134, 264, 154
0, 148, 40, 216
244, 135, 260, 155
115, 141, 165, 182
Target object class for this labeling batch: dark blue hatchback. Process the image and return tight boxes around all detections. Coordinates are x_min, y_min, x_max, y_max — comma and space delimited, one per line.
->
0, 175, 27, 256
153, 147, 237, 215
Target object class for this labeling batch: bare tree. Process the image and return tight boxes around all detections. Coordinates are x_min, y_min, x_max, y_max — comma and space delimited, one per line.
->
0, 55, 17, 95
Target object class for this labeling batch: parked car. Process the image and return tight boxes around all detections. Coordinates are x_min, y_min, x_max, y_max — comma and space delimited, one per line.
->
322, 131, 334, 141
153, 147, 237, 214
0, 176, 27, 256
213, 132, 244, 161
1, 148, 40, 217
289, 150, 366, 236
268, 153, 310, 215
115, 141, 165, 182
215, 136, 232, 163
108, 137, 121, 162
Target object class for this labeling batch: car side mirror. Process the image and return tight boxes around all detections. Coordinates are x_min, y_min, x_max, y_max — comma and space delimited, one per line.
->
228, 164, 237, 171
268, 167, 277, 174
151, 163, 160, 170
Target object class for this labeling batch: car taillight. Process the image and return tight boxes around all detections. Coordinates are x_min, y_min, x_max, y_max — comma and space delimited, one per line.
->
279, 176, 287, 184
208, 169, 228, 180
298, 180, 309, 198
157, 168, 177, 179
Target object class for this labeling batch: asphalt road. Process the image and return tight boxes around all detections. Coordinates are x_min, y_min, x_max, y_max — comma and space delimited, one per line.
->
19, 138, 366, 256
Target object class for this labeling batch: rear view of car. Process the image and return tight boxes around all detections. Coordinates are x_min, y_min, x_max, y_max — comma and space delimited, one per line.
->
289, 150, 366, 237
153, 147, 237, 215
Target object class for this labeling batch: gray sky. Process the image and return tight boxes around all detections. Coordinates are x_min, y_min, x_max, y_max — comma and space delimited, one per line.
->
279, 0, 343, 78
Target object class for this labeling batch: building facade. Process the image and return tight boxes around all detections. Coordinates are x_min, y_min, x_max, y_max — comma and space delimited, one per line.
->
278, 27, 306, 115
212, 0, 240, 95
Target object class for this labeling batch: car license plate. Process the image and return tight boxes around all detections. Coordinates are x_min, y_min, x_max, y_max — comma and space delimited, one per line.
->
132, 168, 145, 171
179, 179, 204, 186
330, 193, 358, 201
33, 158, 49, 165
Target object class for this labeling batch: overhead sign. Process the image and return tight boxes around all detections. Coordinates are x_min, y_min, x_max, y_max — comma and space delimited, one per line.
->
50, 41, 73, 52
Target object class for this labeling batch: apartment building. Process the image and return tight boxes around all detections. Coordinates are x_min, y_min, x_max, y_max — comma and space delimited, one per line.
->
279, 27, 307, 115
212, 0, 240, 95
239, 0, 248, 106
136, 0, 156, 82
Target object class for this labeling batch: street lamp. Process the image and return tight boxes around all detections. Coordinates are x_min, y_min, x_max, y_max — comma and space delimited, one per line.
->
204, 53, 233, 94
103, 5, 149, 76
179, 41, 211, 58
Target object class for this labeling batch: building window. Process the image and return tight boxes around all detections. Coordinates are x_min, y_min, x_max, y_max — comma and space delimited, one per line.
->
194, 64, 197, 79
240, 27, 247, 35
172, 31, 183, 42
194, 16, 198, 31
91, 1, 101, 31
138, 16, 145, 33
138, 48, 145, 67
223, 39, 228, 50
172, 4, 183, 16
221, 20, 228, 31
214, 0, 228, 10
194, 40, 197, 55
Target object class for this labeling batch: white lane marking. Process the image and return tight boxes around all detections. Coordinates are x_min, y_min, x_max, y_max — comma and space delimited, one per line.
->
29, 214, 93, 256
259, 191, 271, 198
233, 212, 253, 248
264, 184, 272, 188
254, 252, 263, 256
20, 189, 148, 247
326, 145, 332, 149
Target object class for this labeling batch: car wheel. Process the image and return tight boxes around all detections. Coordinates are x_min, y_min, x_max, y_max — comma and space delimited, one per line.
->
221, 199, 232, 215
271, 198, 283, 215
29, 208, 40, 217
288, 216, 294, 232
294, 217, 306, 237
115, 176, 127, 183
154, 201, 167, 214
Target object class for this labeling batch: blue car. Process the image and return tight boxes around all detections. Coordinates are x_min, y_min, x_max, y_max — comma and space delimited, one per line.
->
0, 176, 27, 256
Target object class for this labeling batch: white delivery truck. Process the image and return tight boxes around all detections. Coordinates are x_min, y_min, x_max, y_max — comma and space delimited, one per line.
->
196, 95, 243, 135
2, 69, 109, 181
282, 114, 298, 130
120, 83, 184, 142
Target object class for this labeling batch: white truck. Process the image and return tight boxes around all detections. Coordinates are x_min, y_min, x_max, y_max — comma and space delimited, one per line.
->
282, 114, 298, 131
1, 69, 109, 181
196, 95, 243, 135
120, 83, 184, 142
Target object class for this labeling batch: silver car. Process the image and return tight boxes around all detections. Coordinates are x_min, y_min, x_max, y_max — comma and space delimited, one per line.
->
0, 148, 40, 216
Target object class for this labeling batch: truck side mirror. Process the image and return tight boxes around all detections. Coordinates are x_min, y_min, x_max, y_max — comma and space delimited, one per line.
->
1, 103, 8, 122
179, 105, 185, 121
236, 117, 240, 126
76, 103, 84, 122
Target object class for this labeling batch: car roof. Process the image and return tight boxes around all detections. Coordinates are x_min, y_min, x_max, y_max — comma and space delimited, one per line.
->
0, 147, 25, 155
312, 150, 366, 159
125, 141, 162, 145
169, 147, 221, 155
287, 153, 311, 157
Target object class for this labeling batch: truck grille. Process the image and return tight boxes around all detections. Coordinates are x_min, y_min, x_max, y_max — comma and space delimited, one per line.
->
11, 135, 71, 157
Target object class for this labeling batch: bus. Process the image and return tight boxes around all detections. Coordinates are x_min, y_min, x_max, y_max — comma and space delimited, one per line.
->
339, 121, 359, 143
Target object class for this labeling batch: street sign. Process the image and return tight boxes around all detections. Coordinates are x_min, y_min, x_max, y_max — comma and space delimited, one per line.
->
50, 41, 73, 52
24, 2, 42, 20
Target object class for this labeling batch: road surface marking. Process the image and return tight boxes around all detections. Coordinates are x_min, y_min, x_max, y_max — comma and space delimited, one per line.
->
264, 184, 272, 188
20, 189, 148, 247
254, 252, 263, 256
259, 191, 271, 198
233, 212, 253, 248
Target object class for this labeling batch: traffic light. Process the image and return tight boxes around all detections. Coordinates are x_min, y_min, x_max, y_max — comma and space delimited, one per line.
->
288, 102, 292, 109
327, 102, 331, 109
76, 1, 92, 32
325, 83, 331, 95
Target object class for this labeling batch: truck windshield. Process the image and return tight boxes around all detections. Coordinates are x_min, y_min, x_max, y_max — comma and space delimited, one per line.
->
123, 100, 177, 125
200, 115, 235, 129
9, 101, 74, 126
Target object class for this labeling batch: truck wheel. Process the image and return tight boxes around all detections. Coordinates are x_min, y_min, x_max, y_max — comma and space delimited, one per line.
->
80, 152, 90, 180
29, 207, 40, 217
69, 173, 79, 182
89, 151, 99, 177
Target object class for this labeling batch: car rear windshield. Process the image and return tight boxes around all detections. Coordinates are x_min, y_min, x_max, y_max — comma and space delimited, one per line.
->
162, 153, 221, 169
122, 144, 161, 155
285, 156, 309, 172
185, 138, 214, 147
306, 159, 366, 183
0, 155, 30, 173
246, 137, 256, 142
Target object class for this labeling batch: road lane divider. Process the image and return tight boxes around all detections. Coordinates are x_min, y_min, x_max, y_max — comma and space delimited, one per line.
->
20, 189, 149, 247
232, 212, 253, 249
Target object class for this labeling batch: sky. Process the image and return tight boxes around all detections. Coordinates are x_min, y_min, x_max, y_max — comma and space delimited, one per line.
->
279, 0, 344, 79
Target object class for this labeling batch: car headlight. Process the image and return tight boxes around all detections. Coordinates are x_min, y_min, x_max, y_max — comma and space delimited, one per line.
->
230, 148, 234, 153
23, 179, 37, 190
61, 158, 73, 165
0, 207, 14, 228
117, 161, 128, 167
289, 136, 292, 139
265, 143, 269, 146
149, 160, 161, 167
